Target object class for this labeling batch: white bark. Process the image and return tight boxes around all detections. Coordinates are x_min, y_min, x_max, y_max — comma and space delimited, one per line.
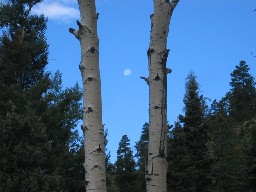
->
69, 0, 107, 191
146, 1, 179, 192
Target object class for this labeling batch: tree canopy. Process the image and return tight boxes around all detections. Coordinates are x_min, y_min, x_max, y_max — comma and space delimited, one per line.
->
0, 1, 83, 191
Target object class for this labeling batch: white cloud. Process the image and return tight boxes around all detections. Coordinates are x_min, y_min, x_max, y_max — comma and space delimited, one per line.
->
124, 69, 132, 76
32, 0, 79, 22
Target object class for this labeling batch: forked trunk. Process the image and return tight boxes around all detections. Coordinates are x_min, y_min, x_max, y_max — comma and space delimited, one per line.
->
69, 0, 107, 191
145, 1, 179, 191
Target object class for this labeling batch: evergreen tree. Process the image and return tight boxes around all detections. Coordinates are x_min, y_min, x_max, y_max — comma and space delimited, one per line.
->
228, 61, 256, 191
168, 72, 211, 192
0, 1, 57, 190
182, 72, 211, 192
42, 72, 82, 169
206, 61, 256, 192
135, 123, 149, 192
0, 105, 62, 192
0, 1, 83, 191
229, 60, 256, 122
0, 0, 50, 115
115, 135, 137, 192
241, 119, 256, 191
214, 60, 256, 191
207, 99, 242, 192
105, 129, 119, 192
167, 120, 189, 192
43, 72, 84, 192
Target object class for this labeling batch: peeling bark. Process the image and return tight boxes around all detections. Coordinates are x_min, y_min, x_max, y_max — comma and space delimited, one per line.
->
146, 1, 179, 192
70, 0, 107, 191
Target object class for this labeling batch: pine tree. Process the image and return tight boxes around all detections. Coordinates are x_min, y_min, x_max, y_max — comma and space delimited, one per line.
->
105, 129, 119, 192
135, 123, 149, 192
43, 71, 84, 192
167, 120, 191, 192
214, 60, 256, 191
115, 135, 137, 192
207, 99, 241, 192
0, 1, 59, 190
0, 105, 62, 192
242, 119, 256, 191
205, 61, 256, 192
0, 0, 50, 115
183, 72, 211, 191
168, 72, 211, 192
0, 1, 83, 191
229, 60, 256, 122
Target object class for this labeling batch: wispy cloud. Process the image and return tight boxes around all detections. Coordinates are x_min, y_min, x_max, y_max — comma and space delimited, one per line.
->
32, 0, 79, 22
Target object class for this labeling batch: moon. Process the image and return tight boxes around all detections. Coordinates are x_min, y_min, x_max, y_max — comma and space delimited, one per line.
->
124, 69, 132, 76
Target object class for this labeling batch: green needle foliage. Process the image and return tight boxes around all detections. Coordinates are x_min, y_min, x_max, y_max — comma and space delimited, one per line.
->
207, 99, 240, 192
0, 1, 83, 191
242, 119, 256, 191
135, 123, 149, 192
168, 72, 211, 192
229, 60, 256, 122
115, 135, 137, 192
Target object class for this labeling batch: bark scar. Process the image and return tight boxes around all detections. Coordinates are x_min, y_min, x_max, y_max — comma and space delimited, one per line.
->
90, 145, 104, 154
86, 107, 93, 113
81, 124, 89, 132
86, 47, 99, 54
79, 63, 85, 71
154, 73, 161, 81
85, 77, 96, 83
147, 48, 154, 57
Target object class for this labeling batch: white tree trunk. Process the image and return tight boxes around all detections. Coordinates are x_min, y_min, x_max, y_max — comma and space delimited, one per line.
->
69, 0, 107, 191
145, 1, 179, 192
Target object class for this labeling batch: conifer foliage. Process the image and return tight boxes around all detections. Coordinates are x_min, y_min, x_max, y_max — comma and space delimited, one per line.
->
0, 1, 83, 191
135, 123, 149, 192
168, 72, 211, 192
229, 61, 256, 122
115, 135, 137, 192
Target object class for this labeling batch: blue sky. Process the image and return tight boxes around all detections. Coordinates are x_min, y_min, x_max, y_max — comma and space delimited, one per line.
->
32, 0, 256, 162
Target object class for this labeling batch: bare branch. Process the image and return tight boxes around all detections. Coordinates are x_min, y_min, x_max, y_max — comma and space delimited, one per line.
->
170, 0, 179, 10
76, 20, 83, 28
69, 28, 79, 39
166, 68, 172, 74
140, 76, 149, 85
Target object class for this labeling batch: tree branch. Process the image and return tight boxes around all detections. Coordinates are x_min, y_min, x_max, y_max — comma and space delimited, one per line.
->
69, 28, 79, 39
166, 68, 172, 74
76, 20, 83, 28
169, 0, 179, 11
140, 76, 149, 85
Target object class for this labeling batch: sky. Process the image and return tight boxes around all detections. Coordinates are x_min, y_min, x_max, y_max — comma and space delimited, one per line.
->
31, 0, 256, 162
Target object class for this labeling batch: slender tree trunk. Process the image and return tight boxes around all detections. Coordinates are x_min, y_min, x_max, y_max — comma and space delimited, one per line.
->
69, 0, 107, 191
145, 1, 179, 191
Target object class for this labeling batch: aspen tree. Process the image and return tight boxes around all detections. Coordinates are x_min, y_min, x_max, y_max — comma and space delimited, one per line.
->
69, 0, 107, 191
142, 1, 179, 191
